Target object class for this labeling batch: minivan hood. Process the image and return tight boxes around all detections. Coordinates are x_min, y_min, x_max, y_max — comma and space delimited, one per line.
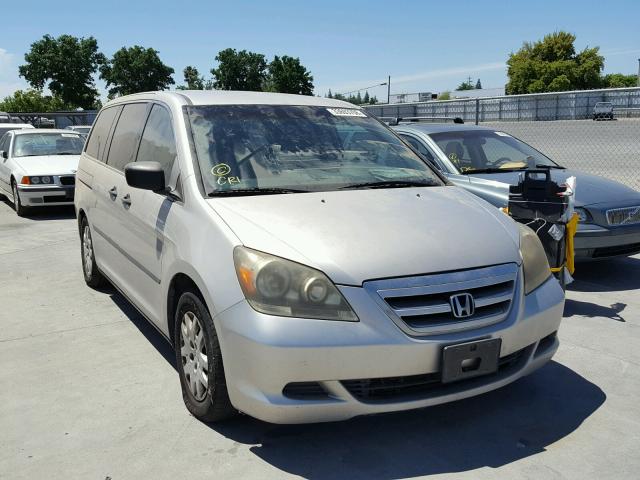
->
207, 187, 520, 285
12, 155, 80, 175
469, 169, 640, 207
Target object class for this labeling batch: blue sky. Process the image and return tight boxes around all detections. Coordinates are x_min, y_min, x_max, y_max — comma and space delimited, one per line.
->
1, 0, 639, 101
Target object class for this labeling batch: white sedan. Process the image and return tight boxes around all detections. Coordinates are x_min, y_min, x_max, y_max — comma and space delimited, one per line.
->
0, 129, 84, 216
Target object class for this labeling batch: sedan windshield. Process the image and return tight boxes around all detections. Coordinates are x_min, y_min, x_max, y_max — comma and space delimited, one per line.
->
429, 130, 560, 174
13, 132, 84, 157
186, 105, 443, 194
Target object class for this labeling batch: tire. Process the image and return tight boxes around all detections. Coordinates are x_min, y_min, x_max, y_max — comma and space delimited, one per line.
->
174, 291, 236, 422
80, 216, 106, 288
11, 180, 27, 217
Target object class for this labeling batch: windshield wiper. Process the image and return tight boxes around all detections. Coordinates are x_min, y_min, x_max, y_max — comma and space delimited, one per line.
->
460, 167, 527, 174
208, 187, 309, 197
339, 179, 439, 190
535, 164, 566, 169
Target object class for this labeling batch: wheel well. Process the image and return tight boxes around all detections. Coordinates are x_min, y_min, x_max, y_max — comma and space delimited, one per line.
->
167, 273, 206, 345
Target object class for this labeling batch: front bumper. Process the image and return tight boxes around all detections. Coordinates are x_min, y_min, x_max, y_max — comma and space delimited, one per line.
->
215, 273, 564, 424
17, 185, 75, 206
575, 223, 640, 259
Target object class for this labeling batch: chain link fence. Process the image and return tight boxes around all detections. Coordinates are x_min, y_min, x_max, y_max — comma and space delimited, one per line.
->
3, 111, 97, 129
364, 87, 640, 191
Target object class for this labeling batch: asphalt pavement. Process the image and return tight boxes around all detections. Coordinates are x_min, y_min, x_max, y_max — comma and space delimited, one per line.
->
1, 201, 639, 480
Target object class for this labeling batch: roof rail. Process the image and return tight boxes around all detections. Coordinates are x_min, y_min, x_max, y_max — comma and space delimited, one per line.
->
379, 116, 464, 126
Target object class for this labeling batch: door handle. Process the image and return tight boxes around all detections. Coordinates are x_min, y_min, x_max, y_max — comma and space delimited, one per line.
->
121, 194, 132, 208
108, 186, 118, 200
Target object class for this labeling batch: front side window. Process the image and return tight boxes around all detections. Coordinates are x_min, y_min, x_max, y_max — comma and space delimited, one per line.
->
137, 104, 177, 184
186, 105, 443, 195
106, 103, 149, 171
429, 130, 559, 173
0, 133, 9, 153
12, 132, 84, 157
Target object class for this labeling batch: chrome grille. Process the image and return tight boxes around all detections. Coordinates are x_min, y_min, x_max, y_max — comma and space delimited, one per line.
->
606, 206, 640, 226
364, 263, 518, 336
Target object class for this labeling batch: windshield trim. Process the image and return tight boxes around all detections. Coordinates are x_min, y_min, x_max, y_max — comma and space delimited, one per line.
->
429, 129, 561, 175
185, 104, 447, 197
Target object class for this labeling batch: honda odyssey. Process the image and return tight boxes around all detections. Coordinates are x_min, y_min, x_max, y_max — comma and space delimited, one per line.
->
75, 91, 564, 424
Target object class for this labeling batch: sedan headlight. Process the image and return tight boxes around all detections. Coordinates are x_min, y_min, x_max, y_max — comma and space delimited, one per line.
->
233, 246, 358, 321
518, 223, 551, 295
574, 207, 591, 223
20, 176, 54, 185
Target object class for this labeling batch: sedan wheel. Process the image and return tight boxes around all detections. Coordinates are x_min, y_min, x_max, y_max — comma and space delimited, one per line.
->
12, 181, 27, 217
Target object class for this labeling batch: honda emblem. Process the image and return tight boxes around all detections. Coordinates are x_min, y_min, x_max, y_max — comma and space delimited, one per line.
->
450, 292, 475, 318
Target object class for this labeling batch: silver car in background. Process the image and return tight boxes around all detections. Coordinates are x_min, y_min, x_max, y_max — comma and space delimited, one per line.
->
75, 91, 563, 424
394, 123, 640, 260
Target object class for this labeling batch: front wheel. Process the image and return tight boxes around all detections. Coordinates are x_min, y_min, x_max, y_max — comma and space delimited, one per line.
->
12, 180, 27, 217
174, 291, 236, 422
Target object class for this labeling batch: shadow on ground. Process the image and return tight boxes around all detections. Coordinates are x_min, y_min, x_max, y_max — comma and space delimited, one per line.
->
569, 256, 640, 293
107, 289, 605, 479
564, 299, 626, 321
0, 200, 76, 221
108, 290, 176, 369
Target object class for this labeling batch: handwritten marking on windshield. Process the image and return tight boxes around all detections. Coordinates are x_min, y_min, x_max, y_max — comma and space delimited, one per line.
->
211, 163, 231, 176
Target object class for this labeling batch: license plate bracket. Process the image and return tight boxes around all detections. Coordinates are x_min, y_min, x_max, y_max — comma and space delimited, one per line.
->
442, 338, 501, 384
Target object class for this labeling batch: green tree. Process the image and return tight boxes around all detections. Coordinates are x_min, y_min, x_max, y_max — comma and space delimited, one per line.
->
456, 77, 475, 91
266, 55, 314, 95
506, 31, 604, 94
180, 66, 205, 90
326, 89, 333, 98
18, 34, 105, 109
438, 91, 451, 100
0, 89, 71, 112
211, 48, 267, 91
100, 46, 175, 98
475, 78, 482, 89
603, 73, 638, 88
363, 91, 370, 103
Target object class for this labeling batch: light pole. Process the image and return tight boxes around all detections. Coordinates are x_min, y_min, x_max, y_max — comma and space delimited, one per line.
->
637, 59, 640, 87
387, 75, 391, 104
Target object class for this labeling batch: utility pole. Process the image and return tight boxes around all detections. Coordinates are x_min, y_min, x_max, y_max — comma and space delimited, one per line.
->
637, 59, 640, 87
387, 75, 391, 104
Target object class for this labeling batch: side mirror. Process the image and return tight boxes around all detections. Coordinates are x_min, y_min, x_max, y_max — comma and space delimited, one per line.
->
1, 150, 7, 159
125, 161, 165, 192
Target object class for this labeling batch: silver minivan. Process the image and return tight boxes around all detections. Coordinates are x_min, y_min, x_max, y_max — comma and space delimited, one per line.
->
75, 91, 564, 424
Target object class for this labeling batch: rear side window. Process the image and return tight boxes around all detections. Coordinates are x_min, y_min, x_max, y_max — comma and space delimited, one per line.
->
106, 103, 149, 171
85, 106, 121, 161
136, 104, 177, 183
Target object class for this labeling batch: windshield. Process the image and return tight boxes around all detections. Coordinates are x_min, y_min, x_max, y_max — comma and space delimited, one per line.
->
13, 132, 84, 157
186, 105, 444, 194
429, 130, 559, 174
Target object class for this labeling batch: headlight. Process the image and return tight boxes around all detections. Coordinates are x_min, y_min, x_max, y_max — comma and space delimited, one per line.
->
233, 246, 358, 321
575, 207, 590, 223
518, 223, 551, 295
22, 176, 54, 185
